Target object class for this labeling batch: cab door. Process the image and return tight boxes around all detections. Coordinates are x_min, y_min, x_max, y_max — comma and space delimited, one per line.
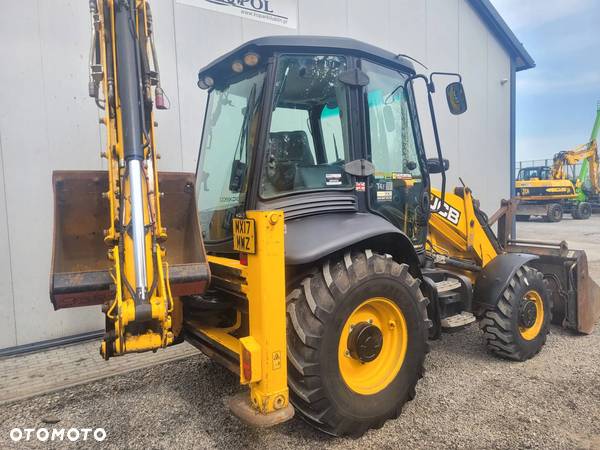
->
361, 60, 428, 246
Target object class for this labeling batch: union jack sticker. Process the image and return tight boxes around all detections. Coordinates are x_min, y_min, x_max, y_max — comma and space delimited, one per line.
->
355, 181, 366, 192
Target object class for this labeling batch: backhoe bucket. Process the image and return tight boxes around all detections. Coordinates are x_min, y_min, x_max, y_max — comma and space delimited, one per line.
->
50, 170, 209, 310
507, 240, 600, 334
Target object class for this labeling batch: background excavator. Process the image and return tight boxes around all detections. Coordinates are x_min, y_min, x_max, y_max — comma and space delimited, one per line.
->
515, 102, 600, 222
49, 0, 600, 437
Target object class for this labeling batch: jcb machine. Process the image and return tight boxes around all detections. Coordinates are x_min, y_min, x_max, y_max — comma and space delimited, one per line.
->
50, 1, 600, 437
515, 102, 600, 221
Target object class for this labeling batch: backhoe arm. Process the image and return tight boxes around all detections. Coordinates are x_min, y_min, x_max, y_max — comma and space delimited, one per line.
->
89, 0, 173, 358
552, 142, 599, 195
50, 1, 209, 360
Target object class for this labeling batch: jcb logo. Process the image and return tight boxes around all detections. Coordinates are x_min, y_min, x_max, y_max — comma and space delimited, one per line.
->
430, 195, 461, 226
233, 218, 256, 254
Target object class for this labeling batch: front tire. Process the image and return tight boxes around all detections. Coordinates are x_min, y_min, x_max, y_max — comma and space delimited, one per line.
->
479, 266, 551, 361
286, 250, 429, 437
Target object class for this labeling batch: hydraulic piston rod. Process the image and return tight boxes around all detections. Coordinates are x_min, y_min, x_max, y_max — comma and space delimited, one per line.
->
128, 159, 148, 300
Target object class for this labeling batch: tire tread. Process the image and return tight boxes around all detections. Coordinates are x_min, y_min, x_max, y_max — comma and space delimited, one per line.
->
479, 266, 551, 361
286, 250, 429, 436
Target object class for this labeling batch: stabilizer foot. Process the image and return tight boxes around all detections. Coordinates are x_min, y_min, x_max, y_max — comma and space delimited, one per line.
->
228, 392, 294, 428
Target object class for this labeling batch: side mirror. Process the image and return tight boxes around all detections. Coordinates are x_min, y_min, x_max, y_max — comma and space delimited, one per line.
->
446, 82, 467, 115
383, 105, 395, 132
427, 158, 449, 174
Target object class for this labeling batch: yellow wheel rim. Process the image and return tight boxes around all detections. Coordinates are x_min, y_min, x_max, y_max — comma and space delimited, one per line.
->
519, 290, 544, 341
338, 297, 408, 395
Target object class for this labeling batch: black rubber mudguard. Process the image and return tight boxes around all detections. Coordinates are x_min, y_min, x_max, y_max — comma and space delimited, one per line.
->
473, 253, 538, 312
284, 212, 421, 276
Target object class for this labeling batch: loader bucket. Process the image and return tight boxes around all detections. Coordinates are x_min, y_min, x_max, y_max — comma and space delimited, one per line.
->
50, 170, 209, 310
507, 240, 600, 334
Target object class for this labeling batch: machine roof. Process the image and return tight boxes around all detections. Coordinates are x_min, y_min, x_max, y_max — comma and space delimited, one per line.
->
198, 35, 416, 78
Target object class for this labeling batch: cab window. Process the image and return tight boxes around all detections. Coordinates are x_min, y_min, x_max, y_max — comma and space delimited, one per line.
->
260, 55, 352, 198
518, 167, 550, 181
196, 70, 266, 242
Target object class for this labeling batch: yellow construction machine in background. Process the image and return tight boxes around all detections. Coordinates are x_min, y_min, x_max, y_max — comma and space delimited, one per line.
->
515, 102, 600, 221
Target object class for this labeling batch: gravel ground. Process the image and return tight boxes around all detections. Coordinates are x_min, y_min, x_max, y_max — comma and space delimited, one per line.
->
1, 217, 600, 449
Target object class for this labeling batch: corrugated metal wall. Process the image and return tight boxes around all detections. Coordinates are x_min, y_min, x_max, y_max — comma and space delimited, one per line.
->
0, 0, 511, 348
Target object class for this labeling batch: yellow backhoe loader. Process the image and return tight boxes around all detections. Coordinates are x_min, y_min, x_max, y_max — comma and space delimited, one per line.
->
49, 0, 600, 437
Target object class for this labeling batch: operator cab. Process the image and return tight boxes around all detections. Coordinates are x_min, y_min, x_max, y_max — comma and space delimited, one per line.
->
195, 36, 465, 259
517, 166, 551, 181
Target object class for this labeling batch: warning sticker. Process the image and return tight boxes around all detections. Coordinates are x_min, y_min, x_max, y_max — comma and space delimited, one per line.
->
272, 351, 282, 370
376, 181, 393, 191
392, 172, 412, 180
374, 171, 392, 179
377, 191, 393, 202
326, 173, 342, 186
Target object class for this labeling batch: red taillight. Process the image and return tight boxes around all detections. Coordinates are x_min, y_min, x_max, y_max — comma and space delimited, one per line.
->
239, 253, 248, 266
242, 347, 252, 382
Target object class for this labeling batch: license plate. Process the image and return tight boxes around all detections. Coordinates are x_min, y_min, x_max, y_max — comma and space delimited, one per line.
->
233, 218, 256, 254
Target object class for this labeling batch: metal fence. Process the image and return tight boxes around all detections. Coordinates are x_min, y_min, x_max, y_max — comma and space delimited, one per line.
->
516, 160, 583, 179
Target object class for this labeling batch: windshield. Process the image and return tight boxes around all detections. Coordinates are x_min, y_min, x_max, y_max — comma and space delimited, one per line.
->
196, 70, 266, 242
518, 167, 550, 181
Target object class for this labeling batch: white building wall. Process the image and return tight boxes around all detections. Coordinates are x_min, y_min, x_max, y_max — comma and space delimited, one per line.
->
0, 0, 512, 348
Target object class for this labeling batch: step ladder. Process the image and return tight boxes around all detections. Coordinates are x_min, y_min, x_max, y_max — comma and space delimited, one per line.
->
435, 279, 476, 329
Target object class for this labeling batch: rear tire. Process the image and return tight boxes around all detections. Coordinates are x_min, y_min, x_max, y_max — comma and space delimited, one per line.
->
516, 215, 530, 222
479, 266, 551, 361
546, 203, 563, 222
572, 202, 592, 220
286, 250, 429, 437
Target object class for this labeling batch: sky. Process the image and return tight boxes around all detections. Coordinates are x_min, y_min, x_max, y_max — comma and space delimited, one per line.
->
491, 0, 600, 162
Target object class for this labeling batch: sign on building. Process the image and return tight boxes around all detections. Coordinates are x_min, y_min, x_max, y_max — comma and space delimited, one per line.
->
177, 0, 298, 29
